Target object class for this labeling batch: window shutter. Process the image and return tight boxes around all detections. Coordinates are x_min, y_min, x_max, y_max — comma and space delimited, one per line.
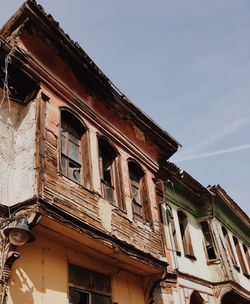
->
114, 157, 125, 210
82, 131, 92, 189
141, 176, 152, 222
184, 226, 194, 257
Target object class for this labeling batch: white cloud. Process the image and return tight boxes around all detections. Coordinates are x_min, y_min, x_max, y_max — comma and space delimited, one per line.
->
174, 143, 250, 163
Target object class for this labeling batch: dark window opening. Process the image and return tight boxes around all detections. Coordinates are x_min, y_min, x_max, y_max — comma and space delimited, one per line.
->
0, 60, 38, 104
200, 221, 217, 261
190, 291, 204, 304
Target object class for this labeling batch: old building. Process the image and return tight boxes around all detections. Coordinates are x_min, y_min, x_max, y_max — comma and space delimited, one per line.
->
158, 163, 250, 304
0, 1, 249, 304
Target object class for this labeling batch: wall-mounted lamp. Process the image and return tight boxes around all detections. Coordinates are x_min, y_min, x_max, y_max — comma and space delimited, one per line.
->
3, 217, 35, 246
0, 215, 37, 304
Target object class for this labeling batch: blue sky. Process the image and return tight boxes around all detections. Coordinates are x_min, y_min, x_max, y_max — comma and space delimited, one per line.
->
1, 1, 250, 216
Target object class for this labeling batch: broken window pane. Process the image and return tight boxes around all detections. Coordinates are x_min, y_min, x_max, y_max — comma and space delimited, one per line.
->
69, 162, 81, 183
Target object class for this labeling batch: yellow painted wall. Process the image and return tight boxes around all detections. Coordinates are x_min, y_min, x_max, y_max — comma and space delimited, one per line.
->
7, 230, 146, 304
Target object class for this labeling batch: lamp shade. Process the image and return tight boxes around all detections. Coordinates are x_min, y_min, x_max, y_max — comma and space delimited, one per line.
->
3, 218, 35, 246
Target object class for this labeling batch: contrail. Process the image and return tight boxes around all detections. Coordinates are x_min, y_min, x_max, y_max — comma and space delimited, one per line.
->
174, 144, 250, 163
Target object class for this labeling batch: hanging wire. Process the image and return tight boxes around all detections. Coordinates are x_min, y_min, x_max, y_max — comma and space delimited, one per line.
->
0, 45, 16, 112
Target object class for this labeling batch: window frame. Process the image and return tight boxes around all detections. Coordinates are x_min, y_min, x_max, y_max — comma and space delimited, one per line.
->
233, 236, 249, 276
222, 226, 239, 271
60, 109, 89, 186
242, 244, 250, 278
128, 159, 151, 222
199, 220, 217, 262
98, 136, 125, 210
165, 205, 181, 255
177, 210, 195, 259
68, 264, 112, 304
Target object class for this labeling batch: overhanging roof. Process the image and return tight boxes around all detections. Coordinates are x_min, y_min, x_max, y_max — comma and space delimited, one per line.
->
0, 0, 181, 159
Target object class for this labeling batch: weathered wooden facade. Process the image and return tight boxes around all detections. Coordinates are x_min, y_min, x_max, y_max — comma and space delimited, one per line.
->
0, 1, 249, 304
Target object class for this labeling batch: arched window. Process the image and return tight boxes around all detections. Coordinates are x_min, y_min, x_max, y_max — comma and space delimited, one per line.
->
222, 226, 238, 269
177, 211, 194, 258
200, 221, 217, 261
233, 236, 248, 275
98, 137, 123, 208
190, 291, 204, 304
128, 160, 151, 221
60, 110, 90, 186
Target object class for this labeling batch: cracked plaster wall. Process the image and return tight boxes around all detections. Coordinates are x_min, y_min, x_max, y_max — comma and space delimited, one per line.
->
0, 97, 37, 206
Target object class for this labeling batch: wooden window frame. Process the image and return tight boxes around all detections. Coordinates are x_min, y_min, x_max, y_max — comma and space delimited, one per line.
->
242, 244, 250, 278
60, 110, 91, 187
222, 226, 239, 271
68, 264, 112, 304
200, 220, 217, 262
128, 160, 151, 222
233, 236, 248, 275
165, 205, 180, 255
98, 137, 125, 210
177, 210, 195, 259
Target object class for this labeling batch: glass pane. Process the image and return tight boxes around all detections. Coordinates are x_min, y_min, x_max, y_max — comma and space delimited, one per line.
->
103, 184, 114, 203
69, 264, 91, 289
61, 156, 67, 175
61, 135, 66, 155
68, 126, 80, 143
103, 168, 111, 185
69, 141, 80, 163
80, 293, 89, 304
61, 120, 67, 133
132, 185, 140, 204
69, 162, 81, 183
92, 272, 111, 294
69, 289, 89, 304
92, 294, 111, 304
69, 290, 81, 304
133, 202, 142, 216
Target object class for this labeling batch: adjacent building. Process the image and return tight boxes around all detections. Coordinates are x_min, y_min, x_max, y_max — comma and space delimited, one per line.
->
158, 163, 250, 304
0, 1, 249, 304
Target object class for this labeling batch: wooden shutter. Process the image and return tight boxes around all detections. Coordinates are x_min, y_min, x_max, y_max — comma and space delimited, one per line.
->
141, 175, 152, 222
114, 156, 125, 210
184, 225, 194, 257
81, 131, 92, 189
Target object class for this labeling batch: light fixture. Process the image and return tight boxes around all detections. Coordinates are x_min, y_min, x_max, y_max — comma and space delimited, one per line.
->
3, 217, 35, 246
